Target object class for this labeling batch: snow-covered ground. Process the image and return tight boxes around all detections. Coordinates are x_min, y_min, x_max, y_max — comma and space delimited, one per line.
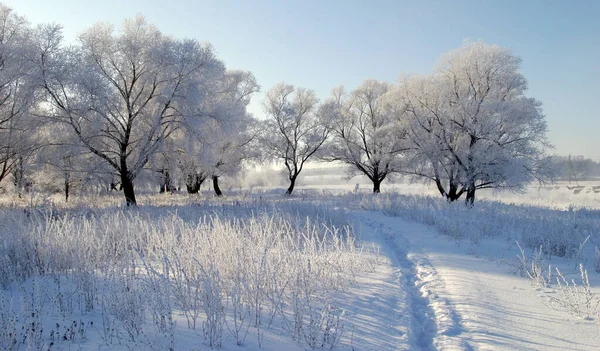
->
351, 211, 600, 350
289, 179, 600, 210
1, 186, 599, 350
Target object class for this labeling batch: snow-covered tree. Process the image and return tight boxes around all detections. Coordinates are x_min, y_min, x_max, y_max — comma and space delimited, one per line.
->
178, 153, 207, 194
151, 138, 181, 193
203, 114, 259, 196
400, 41, 552, 205
32, 16, 225, 205
202, 71, 259, 196
261, 83, 329, 195
169, 70, 259, 196
0, 5, 39, 187
31, 120, 93, 201
323, 80, 408, 193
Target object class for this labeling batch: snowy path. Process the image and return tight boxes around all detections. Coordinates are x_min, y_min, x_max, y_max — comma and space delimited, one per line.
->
342, 211, 600, 351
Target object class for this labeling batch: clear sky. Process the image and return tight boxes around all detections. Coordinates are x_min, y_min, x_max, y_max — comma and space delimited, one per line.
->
4, 0, 599, 159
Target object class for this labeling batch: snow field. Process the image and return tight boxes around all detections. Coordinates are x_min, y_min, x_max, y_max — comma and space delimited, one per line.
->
361, 192, 600, 317
0, 201, 373, 350
2, 189, 600, 350
353, 215, 466, 351
355, 192, 599, 261
361, 211, 600, 350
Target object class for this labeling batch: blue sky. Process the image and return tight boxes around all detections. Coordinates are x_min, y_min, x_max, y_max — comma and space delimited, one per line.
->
5, 0, 599, 159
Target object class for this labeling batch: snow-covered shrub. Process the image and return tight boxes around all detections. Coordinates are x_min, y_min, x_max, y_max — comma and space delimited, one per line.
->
139, 254, 175, 347
550, 264, 599, 320
300, 296, 345, 350
102, 268, 146, 344
200, 263, 224, 348
515, 242, 551, 288
19, 279, 44, 350
0, 198, 364, 350
0, 291, 18, 350
353, 192, 599, 260
74, 270, 97, 314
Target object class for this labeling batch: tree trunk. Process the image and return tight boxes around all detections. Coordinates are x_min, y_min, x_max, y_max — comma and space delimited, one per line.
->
286, 175, 297, 195
372, 178, 381, 193
0, 158, 9, 185
212, 176, 222, 197
465, 185, 475, 206
121, 174, 136, 206
160, 169, 174, 193
186, 183, 198, 194
434, 178, 447, 199
465, 136, 477, 206
64, 171, 70, 203
186, 173, 205, 194
447, 193, 460, 202
433, 177, 469, 203
12, 156, 23, 198
447, 181, 464, 202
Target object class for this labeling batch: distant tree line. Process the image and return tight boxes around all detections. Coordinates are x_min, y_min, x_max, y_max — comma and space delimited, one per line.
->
0, 4, 553, 205
262, 42, 553, 204
550, 156, 600, 182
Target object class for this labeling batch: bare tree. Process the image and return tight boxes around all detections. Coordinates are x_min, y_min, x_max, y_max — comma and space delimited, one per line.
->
323, 80, 408, 193
261, 83, 329, 195
32, 17, 224, 205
